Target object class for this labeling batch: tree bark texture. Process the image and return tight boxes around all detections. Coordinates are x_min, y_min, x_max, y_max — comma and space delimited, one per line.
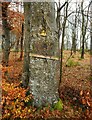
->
29, 2, 59, 107
22, 2, 31, 88
2, 2, 10, 66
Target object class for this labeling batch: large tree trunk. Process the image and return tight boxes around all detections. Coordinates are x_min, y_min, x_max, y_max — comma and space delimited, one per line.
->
2, 2, 10, 66
29, 2, 59, 107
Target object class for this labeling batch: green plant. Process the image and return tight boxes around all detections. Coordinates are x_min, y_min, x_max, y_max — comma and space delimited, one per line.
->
54, 99, 63, 111
66, 59, 80, 67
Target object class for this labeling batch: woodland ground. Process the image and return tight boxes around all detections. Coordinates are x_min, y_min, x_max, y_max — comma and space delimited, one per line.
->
2, 50, 92, 120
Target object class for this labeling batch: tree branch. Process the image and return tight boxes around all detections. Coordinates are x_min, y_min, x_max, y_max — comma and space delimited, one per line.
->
57, 2, 68, 12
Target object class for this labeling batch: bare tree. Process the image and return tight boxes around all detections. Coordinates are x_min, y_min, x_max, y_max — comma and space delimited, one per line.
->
81, 0, 89, 58
71, 2, 78, 54
60, 1, 68, 83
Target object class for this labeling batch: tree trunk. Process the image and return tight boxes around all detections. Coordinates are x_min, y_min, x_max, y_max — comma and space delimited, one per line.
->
22, 3, 31, 88
81, 1, 85, 59
2, 2, 10, 66
60, 2, 68, 84
72, 9, 77, 54
81, 0, 89, 58
81, 5, 85, 59
72, 28, 76, 53
29, 2, 59, 107
20, 23, 24, 60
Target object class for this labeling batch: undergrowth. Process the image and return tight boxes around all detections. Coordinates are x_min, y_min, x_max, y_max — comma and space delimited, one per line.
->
66, 59, 80, 67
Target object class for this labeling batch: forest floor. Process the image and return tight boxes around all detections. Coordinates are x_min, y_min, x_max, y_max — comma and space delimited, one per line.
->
2, 50, 92, 120
60, 51, 92, 119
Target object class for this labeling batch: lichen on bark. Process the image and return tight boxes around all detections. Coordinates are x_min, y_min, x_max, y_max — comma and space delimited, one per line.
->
29, 2, 59, 107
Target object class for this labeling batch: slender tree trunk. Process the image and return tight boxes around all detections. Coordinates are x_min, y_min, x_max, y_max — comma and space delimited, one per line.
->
72, 28, 76, 53
2, 2, 10, 66
20, 23, 24, 60
81, 10, 85, 59
81, 35, 85, 59
81, 1, 85, 59
81, 0, 89, 58
22, 3, 31, 88
56, 1, 61, 94
60, 2, 68, 84
72, 2, 78, 53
